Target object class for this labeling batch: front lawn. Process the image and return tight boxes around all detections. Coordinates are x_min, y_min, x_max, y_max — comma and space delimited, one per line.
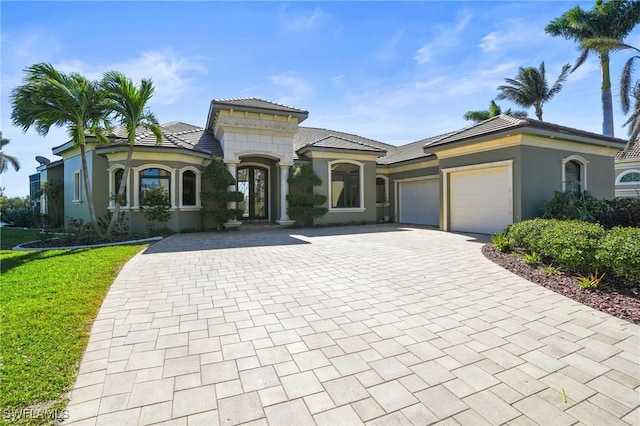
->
0, 235, 144, 425
1, 227, 42, 250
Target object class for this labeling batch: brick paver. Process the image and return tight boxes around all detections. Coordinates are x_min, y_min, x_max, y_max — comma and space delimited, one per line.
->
65, 225, 640, 425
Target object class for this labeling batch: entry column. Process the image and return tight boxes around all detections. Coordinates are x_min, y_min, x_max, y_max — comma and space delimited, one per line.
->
224, 160, 242, 229
277, 163, 295, 226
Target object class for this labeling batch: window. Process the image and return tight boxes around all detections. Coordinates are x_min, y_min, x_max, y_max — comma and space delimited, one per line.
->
376, 177, 387, 205
330, 162, 361, 209
182, 170, 196, 206
562, 155, 588, 192
140, 168, 171, 204
113, 169, 127, 205
565, 161, 581, 191
619, 170, 640, 184
73, 171, 82, 202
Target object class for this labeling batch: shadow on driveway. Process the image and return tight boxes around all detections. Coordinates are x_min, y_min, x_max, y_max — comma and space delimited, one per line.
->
143, 224, 414, 254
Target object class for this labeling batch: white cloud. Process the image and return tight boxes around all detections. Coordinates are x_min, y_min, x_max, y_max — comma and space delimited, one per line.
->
269, 73, 315, 106
479, 20, 547, 53
55, 50, 208, 105
414, 13, 473, 65
279, 6, 328, 33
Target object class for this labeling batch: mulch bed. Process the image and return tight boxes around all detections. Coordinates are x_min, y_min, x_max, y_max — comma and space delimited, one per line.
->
482, 244, 640, 325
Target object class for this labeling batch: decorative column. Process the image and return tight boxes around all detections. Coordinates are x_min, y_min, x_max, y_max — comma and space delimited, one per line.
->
277, 163, 295, 226
224, 160, 242, 229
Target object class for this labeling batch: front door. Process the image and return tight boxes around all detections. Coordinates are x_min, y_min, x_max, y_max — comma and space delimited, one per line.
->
237, 166, 268, 220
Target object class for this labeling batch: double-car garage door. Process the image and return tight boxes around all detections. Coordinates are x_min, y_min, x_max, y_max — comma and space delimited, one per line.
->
397, 163, 512, 234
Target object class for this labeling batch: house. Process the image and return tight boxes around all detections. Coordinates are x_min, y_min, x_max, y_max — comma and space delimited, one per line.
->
614, 143, 640, 198
30, 98, 627, 234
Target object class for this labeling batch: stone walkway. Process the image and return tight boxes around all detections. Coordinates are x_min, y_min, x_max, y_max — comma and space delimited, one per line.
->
65, 225, 640, 425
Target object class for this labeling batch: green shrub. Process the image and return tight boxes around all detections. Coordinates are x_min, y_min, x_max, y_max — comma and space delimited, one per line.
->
508, 219, 605, 272
507, 218, 549, 249
287, 164, 327, 226
141, 187, 172, 232
491, 230, 513, 253
542, 191, 608, 222
597, 227, 640, 283
597, 198, 640, 228
200, 159, 244, 230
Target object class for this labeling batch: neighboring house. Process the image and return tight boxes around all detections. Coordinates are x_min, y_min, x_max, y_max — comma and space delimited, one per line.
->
30, 98, 626, 234
614, 142, 640, 198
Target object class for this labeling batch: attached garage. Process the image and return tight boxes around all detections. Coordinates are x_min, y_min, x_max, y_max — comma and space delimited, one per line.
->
398, 177, 439, 225
446, 162, 513, 234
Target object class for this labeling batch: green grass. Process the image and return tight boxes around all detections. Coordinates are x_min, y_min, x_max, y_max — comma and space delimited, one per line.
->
1, 228, 42, 250
0, 238, 144, 424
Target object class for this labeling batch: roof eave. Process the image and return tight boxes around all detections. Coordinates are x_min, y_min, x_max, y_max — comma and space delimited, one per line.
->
297, 146, 386, 157
95, 145, 212, 159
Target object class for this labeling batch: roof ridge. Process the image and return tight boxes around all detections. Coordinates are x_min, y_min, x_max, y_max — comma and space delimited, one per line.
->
300, 126, 396, 148
213, 97, 306, 112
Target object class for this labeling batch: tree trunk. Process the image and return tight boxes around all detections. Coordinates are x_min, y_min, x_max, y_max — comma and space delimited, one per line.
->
106, 143, 134, 235
601, 54, 615, 137
79, 140, 103, 237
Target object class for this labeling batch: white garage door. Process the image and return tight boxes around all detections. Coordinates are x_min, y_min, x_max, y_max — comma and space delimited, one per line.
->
450, 166, 512, 234
399, 178, 439, 225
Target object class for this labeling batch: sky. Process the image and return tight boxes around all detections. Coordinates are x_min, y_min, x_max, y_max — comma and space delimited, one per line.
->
2, 1, 640, 197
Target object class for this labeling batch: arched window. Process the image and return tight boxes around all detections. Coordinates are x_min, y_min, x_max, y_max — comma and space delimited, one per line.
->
140, 168, 171, 204
618, 170, 640, 184
562, 155, 588, 192
330, 162, 363, 209
565, 161, 581, 192
182, 170, 196, 206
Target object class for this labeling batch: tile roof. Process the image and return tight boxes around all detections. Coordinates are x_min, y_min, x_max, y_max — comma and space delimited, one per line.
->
616, 140, 640, 160
378, 133, 455, 165
294, 127, 394, 160
425, 115, 626, 150
298, 135, 387, 154
211, 98, 308, 115
106, 122, 222, 156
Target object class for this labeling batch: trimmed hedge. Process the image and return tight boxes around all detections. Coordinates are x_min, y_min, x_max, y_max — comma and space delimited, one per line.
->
505, 219, 639, 284
597, 227, 640, 283
541, 191, 640, 228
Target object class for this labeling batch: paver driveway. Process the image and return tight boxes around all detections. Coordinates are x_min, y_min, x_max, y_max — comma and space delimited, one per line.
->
65, 225, 640, 425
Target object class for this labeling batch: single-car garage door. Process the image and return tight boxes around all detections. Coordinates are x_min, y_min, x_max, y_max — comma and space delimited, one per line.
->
399, 178, 439, 225
449, 166, 512, 234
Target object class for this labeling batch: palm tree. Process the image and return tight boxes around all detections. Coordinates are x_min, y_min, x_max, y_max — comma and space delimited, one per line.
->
583, 38, 640, 148
463, 100, 528, 123
545, 0, 640, 136
0, 135, 20, 173
497, 61, 572, 121
10, 63, 110, 236
101, 71, 162, 235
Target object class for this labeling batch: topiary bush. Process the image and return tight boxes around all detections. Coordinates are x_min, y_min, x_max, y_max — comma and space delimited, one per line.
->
200, 159, 244, 230
287, 164, 327, 226
141, 187, 171, 232
597, 227, 640, 283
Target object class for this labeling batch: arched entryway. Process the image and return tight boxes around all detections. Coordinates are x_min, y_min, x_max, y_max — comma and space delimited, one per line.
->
237, 165, 268, 220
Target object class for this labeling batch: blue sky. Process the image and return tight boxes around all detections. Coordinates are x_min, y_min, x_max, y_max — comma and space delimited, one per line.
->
2, 1, 640, 197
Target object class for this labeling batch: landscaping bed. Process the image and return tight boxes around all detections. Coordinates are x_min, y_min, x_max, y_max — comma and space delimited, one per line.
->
482, 243, 640, 325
